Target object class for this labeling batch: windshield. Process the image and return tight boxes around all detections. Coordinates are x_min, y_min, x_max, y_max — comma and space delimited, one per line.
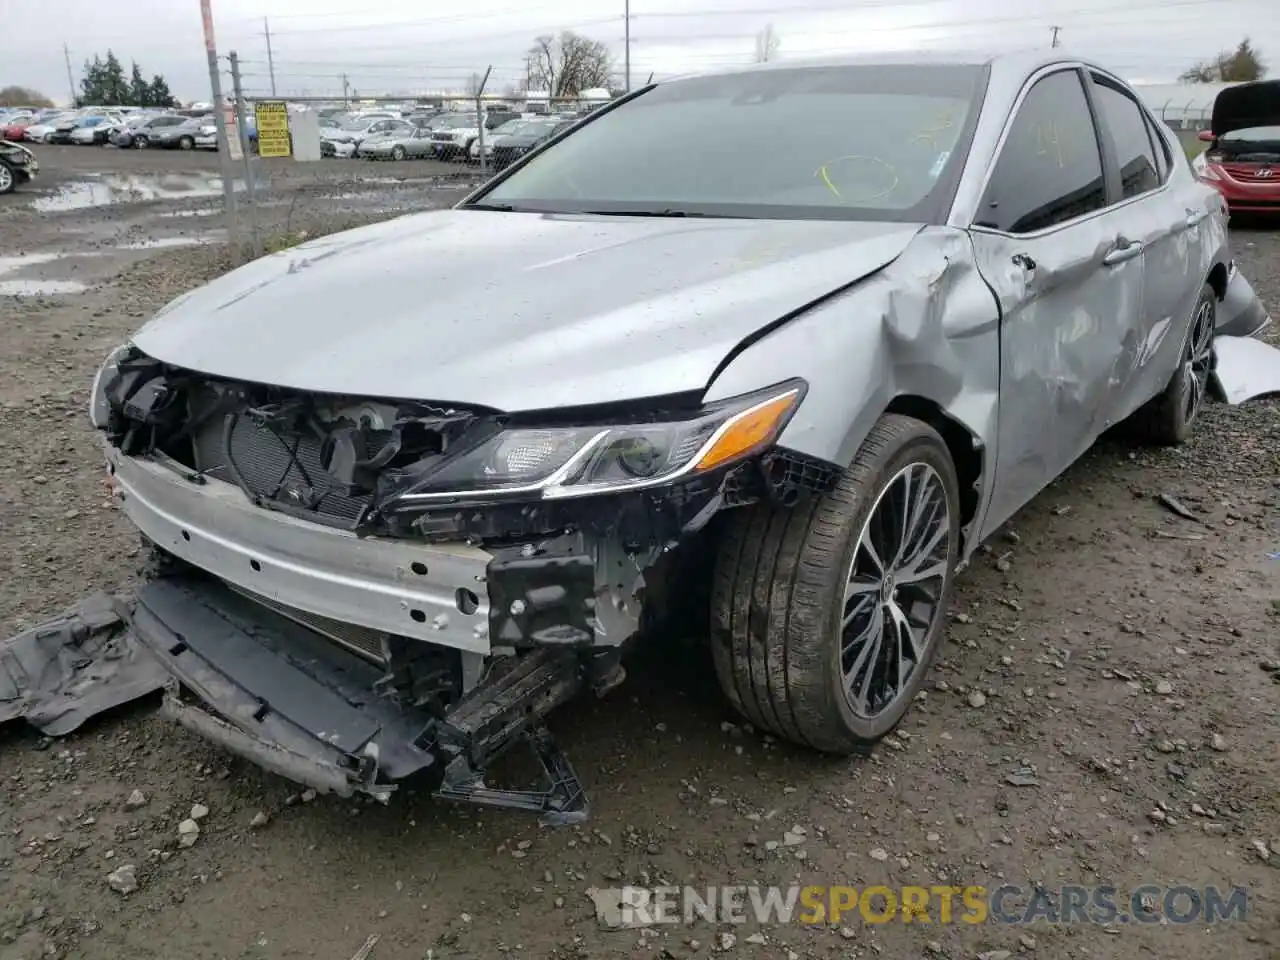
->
340, 116, 375, 131
491, 120, 526, 135
479, 64, 985, 221
439, 115, 477, 129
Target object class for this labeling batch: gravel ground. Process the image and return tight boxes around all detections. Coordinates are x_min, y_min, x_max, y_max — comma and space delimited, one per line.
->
1, 146, 1278, 960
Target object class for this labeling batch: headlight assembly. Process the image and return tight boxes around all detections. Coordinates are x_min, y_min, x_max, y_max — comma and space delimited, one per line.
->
88, 343, 136, 430
393, 382, 804, 504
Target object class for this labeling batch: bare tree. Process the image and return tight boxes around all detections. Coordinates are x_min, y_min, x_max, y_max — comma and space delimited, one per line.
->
0, 85, 55, 108
754, 24, 781, 63
1179, 37, 1267, 83
525, 31, 613, 97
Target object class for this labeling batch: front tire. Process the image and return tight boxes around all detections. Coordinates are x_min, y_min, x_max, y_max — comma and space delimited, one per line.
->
0, 161, 15, 195
711, 415, 961, 754
134, 135, 148, 149
1127, 283, 1216, 446
391, 145, 407, 161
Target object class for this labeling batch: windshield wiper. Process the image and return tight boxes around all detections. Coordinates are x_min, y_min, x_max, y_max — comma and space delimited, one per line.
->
465, 202, 520, 212
580, 208, 724, 218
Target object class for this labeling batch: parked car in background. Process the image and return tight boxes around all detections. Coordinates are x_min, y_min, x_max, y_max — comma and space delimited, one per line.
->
1192, 79, 1280, 216
428, 113, 486, 159
0, 139, 38, 194
355, 120, 437, 160
22, 113, 75, 143
195, 118, 220, 150
69, 116, 116, 145
113, 113, 183, 148
148, 115, 211, 150
467, 117, 528, 162
321, 113, 402, 152
2, 116, 37, 141
47, 115, 88, 144
487, 118, 573, 168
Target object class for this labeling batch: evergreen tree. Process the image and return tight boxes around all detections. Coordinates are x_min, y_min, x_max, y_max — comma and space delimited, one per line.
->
129, 62, 151, 107
148, 75, 175, 108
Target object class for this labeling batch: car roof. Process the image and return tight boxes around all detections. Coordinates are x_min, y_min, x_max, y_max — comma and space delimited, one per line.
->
660, 48, 1133, 94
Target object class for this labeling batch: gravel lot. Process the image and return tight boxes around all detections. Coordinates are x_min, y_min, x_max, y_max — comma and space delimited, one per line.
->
1, 146, 1278, 960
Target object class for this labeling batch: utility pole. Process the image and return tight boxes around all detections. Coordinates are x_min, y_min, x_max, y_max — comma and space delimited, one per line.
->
624, 0, 631, 92
199, 0, 239, 251
341, 73, 350, 107
62, 42, 77, 106
263, 17, 278, 96
1050, 25, 1061, 48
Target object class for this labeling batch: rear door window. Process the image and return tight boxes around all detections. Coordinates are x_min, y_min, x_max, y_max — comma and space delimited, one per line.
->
1090, 76, 1161, 198
976, 69, 1107, 233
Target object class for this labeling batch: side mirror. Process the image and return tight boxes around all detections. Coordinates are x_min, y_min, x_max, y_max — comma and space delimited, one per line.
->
1198, 130, 1215, 143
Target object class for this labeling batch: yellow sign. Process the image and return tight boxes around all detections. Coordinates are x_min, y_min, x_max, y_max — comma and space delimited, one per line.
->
254, 101, 291, 158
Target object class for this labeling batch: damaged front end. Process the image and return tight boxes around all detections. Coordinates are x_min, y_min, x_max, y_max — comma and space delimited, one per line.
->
86, 346, 834, 818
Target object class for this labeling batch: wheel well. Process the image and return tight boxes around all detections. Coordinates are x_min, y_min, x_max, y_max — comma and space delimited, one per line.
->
1207, 262, 1229, 301
884, 395, 982, 531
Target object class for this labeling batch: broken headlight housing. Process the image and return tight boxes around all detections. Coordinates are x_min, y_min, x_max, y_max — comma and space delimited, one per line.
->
393, 381, 804, 504
88, 343, 138, 430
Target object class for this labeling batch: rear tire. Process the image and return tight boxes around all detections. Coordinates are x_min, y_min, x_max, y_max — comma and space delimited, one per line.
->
178, 135, 194, 151
0, 161, 14, 195
1126, 283, 1216, 446
710, 415, 961, 754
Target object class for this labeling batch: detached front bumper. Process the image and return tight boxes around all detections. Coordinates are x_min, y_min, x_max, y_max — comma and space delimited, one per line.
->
109, 449, 493, 655
127, 574, 586, 815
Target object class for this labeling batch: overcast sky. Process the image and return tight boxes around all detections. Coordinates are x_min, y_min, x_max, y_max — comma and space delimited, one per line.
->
5, 0, 1276, 103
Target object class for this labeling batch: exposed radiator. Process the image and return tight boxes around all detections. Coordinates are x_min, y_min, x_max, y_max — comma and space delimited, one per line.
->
190, 413, 375, 526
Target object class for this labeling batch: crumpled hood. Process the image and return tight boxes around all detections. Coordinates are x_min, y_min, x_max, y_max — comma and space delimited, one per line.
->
132, 209, 923, 411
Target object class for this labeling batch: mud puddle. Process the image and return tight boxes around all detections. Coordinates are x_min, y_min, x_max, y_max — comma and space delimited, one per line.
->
31, 172, 251, 213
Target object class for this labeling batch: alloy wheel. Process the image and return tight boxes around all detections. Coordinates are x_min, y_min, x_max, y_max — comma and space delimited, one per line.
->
1180, 298, 1215, 426
840, 462, 952, 718
0, 164, 13, 193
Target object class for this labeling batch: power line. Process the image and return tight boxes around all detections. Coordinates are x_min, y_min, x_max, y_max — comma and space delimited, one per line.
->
625, 0, 1224, 45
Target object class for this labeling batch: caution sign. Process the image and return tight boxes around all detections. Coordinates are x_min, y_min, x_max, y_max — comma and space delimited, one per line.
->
255, 101, 291, 158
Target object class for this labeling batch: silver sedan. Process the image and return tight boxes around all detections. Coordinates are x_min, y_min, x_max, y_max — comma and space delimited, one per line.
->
88, 50, 1272, 815
356, 122, 437, 160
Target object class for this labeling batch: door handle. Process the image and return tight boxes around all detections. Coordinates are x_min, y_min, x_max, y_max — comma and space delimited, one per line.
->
1102, 240, 1143, 266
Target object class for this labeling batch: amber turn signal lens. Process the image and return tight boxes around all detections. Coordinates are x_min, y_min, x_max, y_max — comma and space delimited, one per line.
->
693, 390, 800, 472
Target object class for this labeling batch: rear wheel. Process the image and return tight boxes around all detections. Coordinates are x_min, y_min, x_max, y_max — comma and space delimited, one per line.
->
178, 135, 194, 150
1127, 283, 1216, 446
0, 162, 14, 195
711, 415, 961, 753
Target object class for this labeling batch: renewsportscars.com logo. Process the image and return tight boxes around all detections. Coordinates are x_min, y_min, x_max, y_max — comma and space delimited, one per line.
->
591, 884, 1250, 928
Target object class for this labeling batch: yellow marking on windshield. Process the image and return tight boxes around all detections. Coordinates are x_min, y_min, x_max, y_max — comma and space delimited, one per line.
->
815, 156, 899, 204
819, 166, 842, 199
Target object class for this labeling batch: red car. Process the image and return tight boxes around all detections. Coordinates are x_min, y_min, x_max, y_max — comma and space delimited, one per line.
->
1193, 79, 1280, 214
2, 119, 34, 141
